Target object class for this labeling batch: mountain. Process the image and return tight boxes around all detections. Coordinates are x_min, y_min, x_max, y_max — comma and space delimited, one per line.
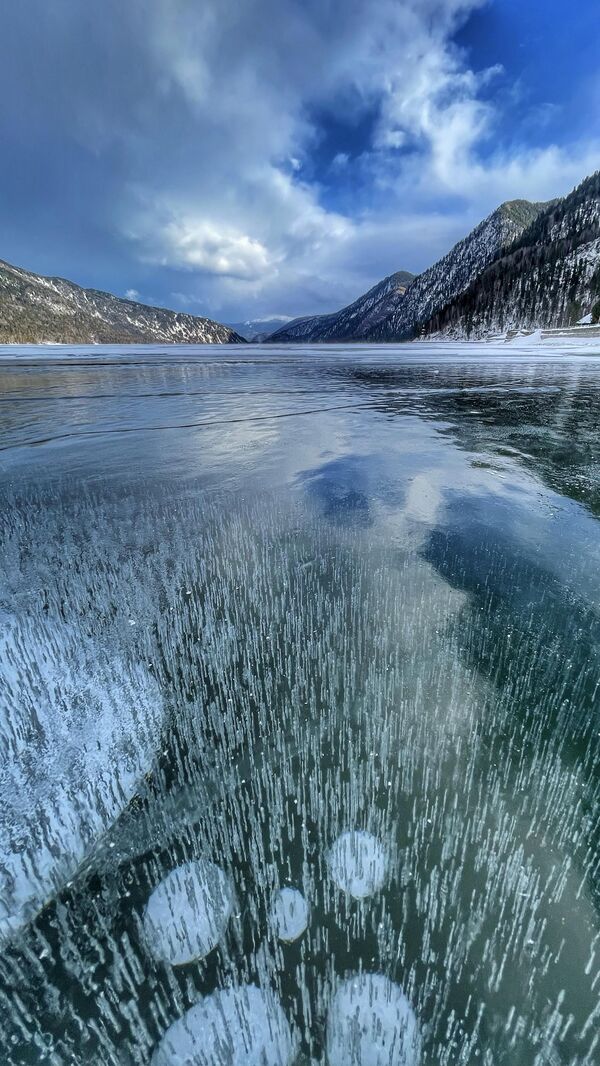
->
266, 202, 548, 344
366, 200, 550, 341
424, 172, 600, 338
266, 270, 415, 343
226, 318, 294, 341
0, 259, 245, 344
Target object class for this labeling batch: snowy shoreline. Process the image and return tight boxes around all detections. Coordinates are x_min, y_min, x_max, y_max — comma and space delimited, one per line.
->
0, 330, 599, 361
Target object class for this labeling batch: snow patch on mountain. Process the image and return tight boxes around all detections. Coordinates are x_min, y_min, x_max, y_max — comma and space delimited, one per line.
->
0, 259, 245, 344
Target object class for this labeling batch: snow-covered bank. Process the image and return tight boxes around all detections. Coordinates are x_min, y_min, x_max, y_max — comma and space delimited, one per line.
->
418, 323, 600, 354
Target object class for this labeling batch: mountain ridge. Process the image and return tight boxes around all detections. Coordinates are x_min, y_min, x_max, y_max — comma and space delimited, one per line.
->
0, 258, 245, 344
424, 172, 600, 338
364, 199, 550, 341
267, 270, 415, 344
267, 199, 552, 344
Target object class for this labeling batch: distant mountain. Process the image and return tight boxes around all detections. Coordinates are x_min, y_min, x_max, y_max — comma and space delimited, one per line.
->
226, 318, 293, 341
0, 259, 245, 344
424, 172, 600, 338
267, 201, 549, 344
266, 270, 415, 343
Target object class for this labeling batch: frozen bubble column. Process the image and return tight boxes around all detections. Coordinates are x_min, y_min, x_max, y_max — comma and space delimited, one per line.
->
0, 615, 162, 944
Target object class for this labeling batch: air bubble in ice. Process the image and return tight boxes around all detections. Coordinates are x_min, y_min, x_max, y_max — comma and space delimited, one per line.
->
0, 618, 162, 944
152, 984, 297, 1066
143, 859, 232, 966
327, 831, 387, 899
269, 887, 309, 942
326, 973, 420, 1066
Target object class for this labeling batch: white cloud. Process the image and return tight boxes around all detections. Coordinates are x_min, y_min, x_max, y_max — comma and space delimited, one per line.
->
3, 0, 598, 319
155, 218, 274, 280
124, 0, 598, 317
125, 288, 140, 300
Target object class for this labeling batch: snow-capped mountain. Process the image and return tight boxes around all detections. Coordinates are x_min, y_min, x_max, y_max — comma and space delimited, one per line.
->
267, 202, 548, 343
424, 172, 600, 338
226, 318, 294, 341
266, 270, 415, 343
0, 259, 245, 344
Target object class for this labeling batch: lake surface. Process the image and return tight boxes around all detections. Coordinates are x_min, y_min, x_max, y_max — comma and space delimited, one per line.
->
0, 343, 599, 1066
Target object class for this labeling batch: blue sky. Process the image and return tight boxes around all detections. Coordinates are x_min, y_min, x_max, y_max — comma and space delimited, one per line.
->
0, 0, 598, 324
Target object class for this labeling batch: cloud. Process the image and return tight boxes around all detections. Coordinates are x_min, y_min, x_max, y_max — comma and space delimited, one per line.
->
150, 217, 274, 280
0, 0, 598, 320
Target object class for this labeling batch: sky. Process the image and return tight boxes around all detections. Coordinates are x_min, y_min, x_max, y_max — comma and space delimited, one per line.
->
0, 0, 598, 326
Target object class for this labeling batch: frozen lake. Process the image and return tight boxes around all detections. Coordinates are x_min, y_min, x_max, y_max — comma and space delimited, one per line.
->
0, 342, 599, 1065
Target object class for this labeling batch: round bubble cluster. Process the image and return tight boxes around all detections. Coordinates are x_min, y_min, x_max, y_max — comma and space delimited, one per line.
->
269, 887, 309, 942
143, 859, 233, 966
152, 984, 297, 1066
327, 830, 388, 899
327, 973, 420, 1066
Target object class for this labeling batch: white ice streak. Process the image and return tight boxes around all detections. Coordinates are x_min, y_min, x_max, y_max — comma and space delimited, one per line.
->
152, 984, 297, 1066
144, 860, 233, 966
0, 615, 162, 944
327, 831, 387, 899
327, 973, 420, 1066
269, 887, 309, 942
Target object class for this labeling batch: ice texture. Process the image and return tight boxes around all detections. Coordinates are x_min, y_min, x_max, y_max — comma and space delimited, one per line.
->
0, 420, 599, 1066
0, 616, 162, 944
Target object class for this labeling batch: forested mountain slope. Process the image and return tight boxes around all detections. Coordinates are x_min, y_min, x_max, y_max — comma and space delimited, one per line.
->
367, 200, 549, 340
267, 201, 547, 343
425, 172, 600, 338
267, 271, 415, 344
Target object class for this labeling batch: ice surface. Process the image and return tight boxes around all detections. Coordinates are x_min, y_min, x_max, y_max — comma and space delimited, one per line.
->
327, 831, 387, 899
269, 887, 309, 942
326, 973, 420, 1066
143, 860, 233, 965
151, 985, 297, 1066
1, 351, 600, 1066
